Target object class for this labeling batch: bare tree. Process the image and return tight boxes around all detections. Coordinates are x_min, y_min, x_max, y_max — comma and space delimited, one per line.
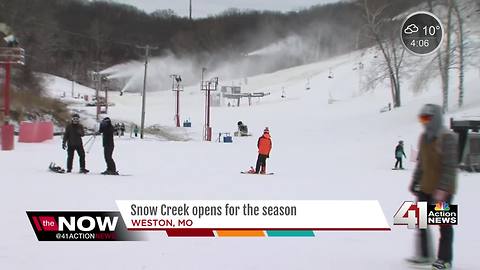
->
440, 0, 453, 113
428, 0, 463, 113
361, 0, 406, 107
452, 0, 465, 108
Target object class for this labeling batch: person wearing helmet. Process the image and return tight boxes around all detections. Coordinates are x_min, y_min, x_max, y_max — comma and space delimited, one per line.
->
394, 140, 406, 169
62, 113, 89, 173
407, 104, 458, 270
98, 117, 118, 175
255, 127, 272, 174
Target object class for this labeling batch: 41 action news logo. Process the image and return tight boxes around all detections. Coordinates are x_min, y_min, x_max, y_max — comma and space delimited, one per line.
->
26, 211, 142, 241
393, 201, 458, 229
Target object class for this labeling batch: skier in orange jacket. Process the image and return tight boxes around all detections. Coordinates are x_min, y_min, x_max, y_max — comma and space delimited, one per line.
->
255, 127, 272, 174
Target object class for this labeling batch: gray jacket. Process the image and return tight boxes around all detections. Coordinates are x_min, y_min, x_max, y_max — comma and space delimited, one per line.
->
411, 104, 458, 195
411, 128, 458, 194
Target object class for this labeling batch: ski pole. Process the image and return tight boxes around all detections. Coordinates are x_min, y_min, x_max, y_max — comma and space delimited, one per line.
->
86, 134, 97, 154
83, 135, 95, 147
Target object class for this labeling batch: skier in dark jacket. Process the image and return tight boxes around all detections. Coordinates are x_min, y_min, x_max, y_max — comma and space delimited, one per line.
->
98, 117, 118, 175
120, 123, 125, 137
394, 140, 407, 169
237, 121, 249, 136
407, 104, 458, 270
255, 127, 272, 174
62, 113, 89, 173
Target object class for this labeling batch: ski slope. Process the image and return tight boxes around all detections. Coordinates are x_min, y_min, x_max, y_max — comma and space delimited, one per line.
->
3, 35, 480, 270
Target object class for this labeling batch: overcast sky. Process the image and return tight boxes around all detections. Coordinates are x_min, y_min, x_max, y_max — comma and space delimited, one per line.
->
110, 0, 342, 18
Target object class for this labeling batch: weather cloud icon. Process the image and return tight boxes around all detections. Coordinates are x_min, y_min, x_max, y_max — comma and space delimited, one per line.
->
404, 24, 419, 35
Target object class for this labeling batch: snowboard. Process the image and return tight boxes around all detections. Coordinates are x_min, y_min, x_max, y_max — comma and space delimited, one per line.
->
52, 171, 131, 176
48, 169, 90, 174
93, 172, 132, 177
49, 163, 91, 174
241, 171, 274, 175
392, 168, 407, 170
241, 166, 274, 175
48, 163, 129, 176
49, 162, 66, 174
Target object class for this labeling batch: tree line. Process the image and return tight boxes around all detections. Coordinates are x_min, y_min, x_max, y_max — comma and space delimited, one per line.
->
0, 0, 423, 87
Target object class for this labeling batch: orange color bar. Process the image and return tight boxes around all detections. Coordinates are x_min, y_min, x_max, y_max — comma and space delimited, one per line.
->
215, 230, 265, 237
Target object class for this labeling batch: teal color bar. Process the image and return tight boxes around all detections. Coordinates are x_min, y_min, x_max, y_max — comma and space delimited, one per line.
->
266, 230, 315, 237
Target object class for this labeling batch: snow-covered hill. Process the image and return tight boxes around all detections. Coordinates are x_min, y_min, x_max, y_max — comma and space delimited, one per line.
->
2, 5, 480, 269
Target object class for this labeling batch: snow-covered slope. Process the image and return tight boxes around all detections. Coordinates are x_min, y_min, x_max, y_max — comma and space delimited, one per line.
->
3, 10, 480, 269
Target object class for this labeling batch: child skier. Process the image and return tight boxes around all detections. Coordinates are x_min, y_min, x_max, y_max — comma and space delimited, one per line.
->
394, 140, 407, 169
134, 125, 139, 137
255, 127, 272, 174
